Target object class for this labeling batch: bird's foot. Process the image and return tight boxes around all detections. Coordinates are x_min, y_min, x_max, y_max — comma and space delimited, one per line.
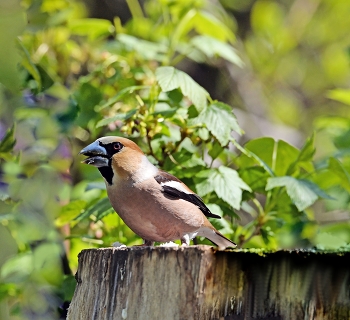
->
180, 235, 190, 247
133, 239, 154, 247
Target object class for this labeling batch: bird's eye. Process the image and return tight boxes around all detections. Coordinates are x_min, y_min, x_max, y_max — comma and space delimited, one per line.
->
113, 142, 122, 151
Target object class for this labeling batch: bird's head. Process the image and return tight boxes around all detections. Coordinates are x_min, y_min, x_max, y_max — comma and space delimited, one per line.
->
79, 136, 147, 184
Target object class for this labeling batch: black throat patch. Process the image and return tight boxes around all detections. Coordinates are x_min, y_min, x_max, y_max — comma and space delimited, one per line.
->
98, 159, 114, 185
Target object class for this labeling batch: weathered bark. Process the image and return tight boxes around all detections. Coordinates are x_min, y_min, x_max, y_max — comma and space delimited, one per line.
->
67, 246, 350, 320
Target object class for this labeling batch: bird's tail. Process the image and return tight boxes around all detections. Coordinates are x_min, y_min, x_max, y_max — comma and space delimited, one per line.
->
198, 226, 236, 250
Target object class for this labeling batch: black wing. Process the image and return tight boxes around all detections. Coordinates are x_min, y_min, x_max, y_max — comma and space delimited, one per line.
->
154, 171, 221, 220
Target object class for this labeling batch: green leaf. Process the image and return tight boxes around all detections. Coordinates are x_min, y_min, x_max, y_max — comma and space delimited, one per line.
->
236, 138, 299, 176
274, 140, 299, 176
298, 133, 316, 162
74, 82, 103, 127
239, 167, 270, 193
206, 204, 233, 235
0, 125, 16, 154
69, 18, 114, 40
266, 177, 331, 211
36, 64, 54, 91
208, 140, 224, 160
327, 89, 350, 106
56, 200, 87, 227
191, 35, 244, 67
96, 86, 149, 111
96, 109, 137, 128
192, 102, 242, 146
236, 137, 275, 169
156, 66, 209, 111
74, 198, 113, 222
196, 166, 251, 210
18, 41, 42, 90
315, 232, 348, 250
328, 157, 350, 192
286, 134, 315, 174
117, 34, 167, 60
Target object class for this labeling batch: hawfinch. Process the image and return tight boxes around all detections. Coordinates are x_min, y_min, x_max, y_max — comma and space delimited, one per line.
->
80, 136, 236, 250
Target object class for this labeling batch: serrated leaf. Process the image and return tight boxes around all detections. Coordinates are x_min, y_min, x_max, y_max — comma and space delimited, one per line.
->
192, 102, 242, 146
191, 35, 244, 67
97, 109, 137, 128
56, 200, 87, 227
196, 167, 251, 210
0, 125, 16, 153
266, 176, 331, 211
74, 198, 113, 222
156, 66, 209, 112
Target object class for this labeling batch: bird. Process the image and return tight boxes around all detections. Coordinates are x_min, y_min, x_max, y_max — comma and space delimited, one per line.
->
79, 136, 236, 250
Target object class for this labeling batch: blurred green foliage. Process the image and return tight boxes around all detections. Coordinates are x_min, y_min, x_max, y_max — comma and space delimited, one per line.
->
0, 0, 350, 318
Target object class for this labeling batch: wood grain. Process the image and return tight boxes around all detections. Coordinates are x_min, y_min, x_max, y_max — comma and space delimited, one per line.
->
67, 246, 350, 320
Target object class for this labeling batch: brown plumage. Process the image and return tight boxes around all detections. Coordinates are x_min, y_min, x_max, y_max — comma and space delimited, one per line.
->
80, 136, 236, 249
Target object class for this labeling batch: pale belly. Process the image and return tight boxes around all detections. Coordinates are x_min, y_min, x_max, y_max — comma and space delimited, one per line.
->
106, 180, 204, 242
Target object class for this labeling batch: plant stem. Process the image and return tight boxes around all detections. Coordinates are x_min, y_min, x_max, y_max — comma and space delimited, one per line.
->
126, 0, 144, 19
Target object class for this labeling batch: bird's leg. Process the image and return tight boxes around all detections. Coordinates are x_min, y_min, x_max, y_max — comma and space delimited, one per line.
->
143, 239, 154, 246
133, 239, 154, 247
180, 234, 190, 247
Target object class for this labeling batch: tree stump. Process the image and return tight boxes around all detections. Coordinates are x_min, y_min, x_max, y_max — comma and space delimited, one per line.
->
67, 246, 350, 320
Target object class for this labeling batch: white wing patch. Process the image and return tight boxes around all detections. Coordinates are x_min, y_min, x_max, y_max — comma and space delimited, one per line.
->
160, 180, 191, 194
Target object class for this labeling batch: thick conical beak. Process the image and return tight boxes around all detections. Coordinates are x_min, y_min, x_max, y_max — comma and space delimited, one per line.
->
79, 140, 109, 167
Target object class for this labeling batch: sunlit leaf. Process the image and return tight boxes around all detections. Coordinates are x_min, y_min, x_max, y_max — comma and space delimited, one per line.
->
266, 176, 331, 211
327, 89, 350, 106
56, 200, 87, 227
156, 66, 209, 111
315, 232, 348, 250
193, 11, 235, 42
69, 18, 114, 40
